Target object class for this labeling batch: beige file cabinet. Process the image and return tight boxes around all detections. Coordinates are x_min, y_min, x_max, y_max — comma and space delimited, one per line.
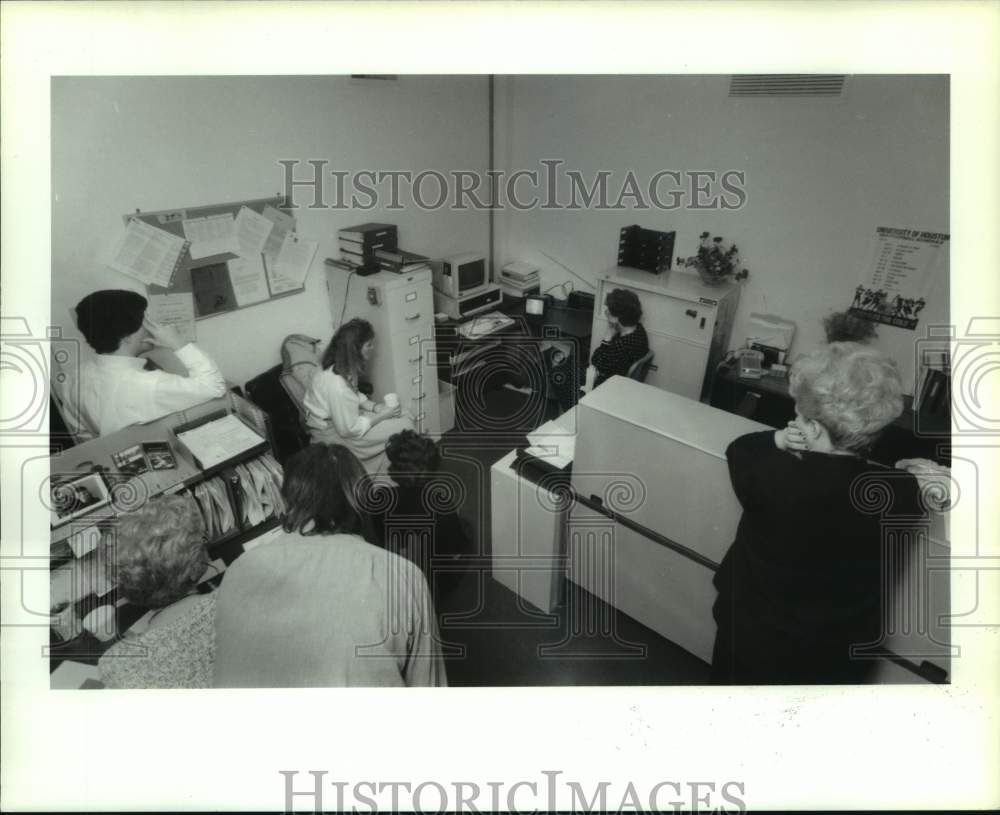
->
490, 449, 568, 613
327, 267, 441, 436
590, 267, 740, 401
568, 377, 767, 662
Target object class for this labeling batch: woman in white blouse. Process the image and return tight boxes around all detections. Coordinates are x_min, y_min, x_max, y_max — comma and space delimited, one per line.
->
303, 318, 413, 474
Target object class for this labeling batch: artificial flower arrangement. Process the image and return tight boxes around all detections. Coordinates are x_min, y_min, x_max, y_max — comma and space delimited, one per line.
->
678, 232, 750, 285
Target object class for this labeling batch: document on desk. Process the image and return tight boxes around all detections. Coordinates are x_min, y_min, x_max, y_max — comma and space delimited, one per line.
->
147, 292, 196, 344
175, 414, 266, 469
457, 311, 515, 338
526, 419, 576, 467
228, 254, 270, 306
182, 212, 239, 260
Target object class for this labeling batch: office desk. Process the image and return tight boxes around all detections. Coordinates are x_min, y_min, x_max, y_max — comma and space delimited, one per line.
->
47, 393, 282, 673
433, 299, 593, 381
710, 359, 950, 466
433, 299, 593, 429
50, 396, 233, 546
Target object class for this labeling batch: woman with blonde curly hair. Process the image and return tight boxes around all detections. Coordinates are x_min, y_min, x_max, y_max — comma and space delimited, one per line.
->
98, 494, 216, 688
711, 342, 926, 684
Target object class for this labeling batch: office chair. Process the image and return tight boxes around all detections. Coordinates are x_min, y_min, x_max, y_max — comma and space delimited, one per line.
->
627, 350, 655, 383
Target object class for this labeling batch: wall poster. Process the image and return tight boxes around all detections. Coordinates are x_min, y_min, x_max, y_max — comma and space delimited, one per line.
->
848, 226, 948, 330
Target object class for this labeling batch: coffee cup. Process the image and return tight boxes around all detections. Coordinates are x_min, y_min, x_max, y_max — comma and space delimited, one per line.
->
384, 393, 400, 408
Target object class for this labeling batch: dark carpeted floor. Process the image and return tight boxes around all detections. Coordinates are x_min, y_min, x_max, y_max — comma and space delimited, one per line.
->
433, 382, 710, 686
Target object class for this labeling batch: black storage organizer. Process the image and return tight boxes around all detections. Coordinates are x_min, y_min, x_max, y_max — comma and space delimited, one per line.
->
617, 225, 675, 274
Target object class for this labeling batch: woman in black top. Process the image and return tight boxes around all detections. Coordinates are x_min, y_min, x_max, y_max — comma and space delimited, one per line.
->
712, 342, 925, 684
590, 288, 649, 388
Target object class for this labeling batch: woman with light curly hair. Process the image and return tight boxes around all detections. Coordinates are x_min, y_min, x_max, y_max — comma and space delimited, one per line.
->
98, 494, 216, 688
711, 342, 926, 684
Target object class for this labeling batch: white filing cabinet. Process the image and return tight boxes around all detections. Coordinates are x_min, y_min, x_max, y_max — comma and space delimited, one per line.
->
569, 377, 767, 663
590, 267, 740, 401
326, 267, 441, 436
490, 449, 568, 613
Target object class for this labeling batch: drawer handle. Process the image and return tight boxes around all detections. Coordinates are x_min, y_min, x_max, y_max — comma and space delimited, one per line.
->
406, 312, 422, 321
700, 317, 706, 329
408, 355, 423, 363
412, 392, 427, 401
416, 412, 426, 421
685, 309, 697, 318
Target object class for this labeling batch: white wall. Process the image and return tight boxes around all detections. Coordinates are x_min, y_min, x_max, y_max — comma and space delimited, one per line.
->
52, 76, 489, 384
493, 75, 949, 389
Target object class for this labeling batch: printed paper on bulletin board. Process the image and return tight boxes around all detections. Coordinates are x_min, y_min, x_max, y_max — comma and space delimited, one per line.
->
120, 196, 306, 321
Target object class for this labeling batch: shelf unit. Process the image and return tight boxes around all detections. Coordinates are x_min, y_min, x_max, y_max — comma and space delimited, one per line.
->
48, 394, 285, 670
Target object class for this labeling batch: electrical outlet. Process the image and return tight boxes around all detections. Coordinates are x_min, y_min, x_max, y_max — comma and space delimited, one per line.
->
367, 287, 379, 306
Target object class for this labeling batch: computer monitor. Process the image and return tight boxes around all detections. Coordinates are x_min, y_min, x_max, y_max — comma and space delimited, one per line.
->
525, 294, 546, 316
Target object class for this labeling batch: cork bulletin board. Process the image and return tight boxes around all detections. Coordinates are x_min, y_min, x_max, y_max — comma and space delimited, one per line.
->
121, 194, 304, 320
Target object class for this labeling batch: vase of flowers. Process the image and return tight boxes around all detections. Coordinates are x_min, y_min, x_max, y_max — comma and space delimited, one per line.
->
678, 232, 750, 286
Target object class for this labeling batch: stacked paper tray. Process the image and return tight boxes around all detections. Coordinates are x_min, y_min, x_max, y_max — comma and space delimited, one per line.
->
617, 225, 675, 274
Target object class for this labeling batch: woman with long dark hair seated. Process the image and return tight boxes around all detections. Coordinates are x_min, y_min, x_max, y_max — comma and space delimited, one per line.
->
711, 342, 926, 684
303, 318, 413, 474
212, 443, 446, 688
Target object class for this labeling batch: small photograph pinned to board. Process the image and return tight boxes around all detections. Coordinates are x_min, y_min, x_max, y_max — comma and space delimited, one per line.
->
50, 472, 111, 528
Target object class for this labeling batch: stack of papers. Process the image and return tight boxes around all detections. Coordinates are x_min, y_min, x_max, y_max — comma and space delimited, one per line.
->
191, 479, 236, 539
234, 454, 285, 526
175, 414, 266, 469
525, 419, 576, 468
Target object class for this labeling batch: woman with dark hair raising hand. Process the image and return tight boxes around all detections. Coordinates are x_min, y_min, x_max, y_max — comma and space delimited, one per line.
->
303, 318, 413, 474
588, 288, 649, 389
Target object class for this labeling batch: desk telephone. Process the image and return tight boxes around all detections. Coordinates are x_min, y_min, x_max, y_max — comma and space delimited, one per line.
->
736, 348, 765, 379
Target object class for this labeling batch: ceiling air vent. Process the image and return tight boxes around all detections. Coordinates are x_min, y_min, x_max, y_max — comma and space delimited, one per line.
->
729, 74, 846, 98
